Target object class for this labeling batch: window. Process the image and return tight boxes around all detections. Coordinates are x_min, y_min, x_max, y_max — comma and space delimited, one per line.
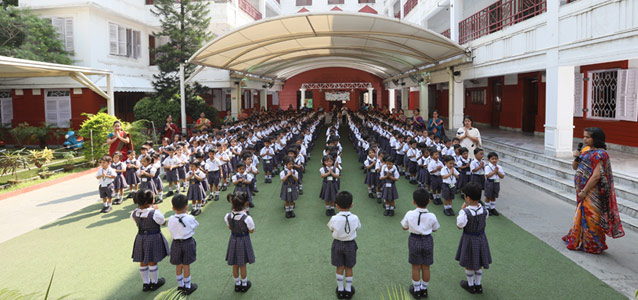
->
586, 69, 638, 121
48, 18, 74, 52
470, 89, 486, 105
328, 0, 344, 4
296, 0, 312, 6
45, 90, 72, 128
149, 35, 169, 65
109, 23, 141, 58
359, 0, 375, 3
0, 90, 13, 127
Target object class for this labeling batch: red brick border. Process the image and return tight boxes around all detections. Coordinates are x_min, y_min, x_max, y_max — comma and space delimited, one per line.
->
0, 168, 98, 201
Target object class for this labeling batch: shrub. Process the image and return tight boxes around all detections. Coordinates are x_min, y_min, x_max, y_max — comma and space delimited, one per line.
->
8, 122, 34, 146
78, 112, 119, 162
134, 94, 220, 131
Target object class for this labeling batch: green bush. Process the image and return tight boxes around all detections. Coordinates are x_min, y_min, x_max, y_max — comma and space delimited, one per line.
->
78, 113, 119, 162
134, 94, 220, 130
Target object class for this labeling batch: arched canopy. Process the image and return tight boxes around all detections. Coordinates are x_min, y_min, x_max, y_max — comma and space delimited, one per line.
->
189, 12, 466, 81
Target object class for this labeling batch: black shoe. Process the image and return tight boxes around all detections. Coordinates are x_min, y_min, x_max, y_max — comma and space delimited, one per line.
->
214, 195, 219, 201
191, 209, 201, 216
127, 193, 134, 199
299, 189, 304, 195
377, 197, 382, 204
368, 192, 374, 199
206, 194, 213, 201
337, 287, 346, 299
166, 191, 174, 197
103, 206, 112, 213
184, 283, 197, 295
285, 211, 291, 218
221, 185, 228, 191
344, 286, 355, 299
149, 278, 165, 291
490, 208, 500, 216
448, 208, 455, 216
474, 284, 482, 294
249, 202, 255, 208
389, 209, 395, 216
142, 283, 151, 292
290, 210, 296, 218
409, 285, 421, 299
234, 283, 242, 292
383, 209, 389, 216
240, 280, 251, 292
443, 208, 450, 216
155, 198, 163, 204
460, 280, 475, 294
419, 288, 428, 298
113, 198, 121, 205
433, 198, 442, 205
177, 286, 185, 292
326, 209, 331, 217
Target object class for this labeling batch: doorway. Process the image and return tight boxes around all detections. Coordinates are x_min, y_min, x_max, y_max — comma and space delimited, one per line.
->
522, 77, 538, 134
296, 90, 313, 109
490, 78, 502, 128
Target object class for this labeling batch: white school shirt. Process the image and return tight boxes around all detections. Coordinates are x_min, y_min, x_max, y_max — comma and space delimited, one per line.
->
96, 167, 116, 187
138, 165, 157, 180
407, 148, 419, 162
364, 156, 377, 170
442, 146, 455, 157
395, 142, 405, 154
441, 166, 459, 185
327, 211, 361, 241
298, 144, 307, 157
279, 168, 298, 181
418, 156, 429, 167
320, 166, 340, 182
375, 159, 384, 172
470, 159, 485, 175
232, 172, 254, 183
126, 158, 140, 169
401, 143, 410, 155
260, 146, 274, 159
205, 157, 221, 171
295, 155, 305, 166
457, 204, 489, 228
427, 159, 444, 176
380, 165, 400, 180
457, 157, 472, 175
187, 170, 205, 181
130, 207, 165, 225
247, 164, 258, 175
224, 211, 255, 230
179, 154, 190, 166
167, 213, 199, 240
401, 208, 440, 235
484, 163, 505, 180
162, 156, 180, 169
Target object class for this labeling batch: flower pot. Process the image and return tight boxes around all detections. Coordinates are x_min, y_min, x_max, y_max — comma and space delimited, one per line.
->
63, 165, 74, 172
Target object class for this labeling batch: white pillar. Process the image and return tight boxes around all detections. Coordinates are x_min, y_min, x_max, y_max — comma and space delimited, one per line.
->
544, 65, 575, 157
448, 69, 464, 131
106, 73, 114, 116
260, 89, 267, 110
230, 85, 240, 119
367, 87, 374, 106
400, 0, 405, 19
179, 63, 187, 135
419, 82, 429, 119
300, 88, 306, 109
401, 87, 410, 111
450, 0, 463, 43
259, 0, 266, 19
388, 89, 396, 111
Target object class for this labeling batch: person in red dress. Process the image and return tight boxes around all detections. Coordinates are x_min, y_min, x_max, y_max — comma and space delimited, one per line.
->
162, 115, 179, 140
106, 121, 131, 160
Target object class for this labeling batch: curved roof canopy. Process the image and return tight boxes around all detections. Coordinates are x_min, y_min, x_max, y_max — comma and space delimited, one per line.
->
189, 13, 466, 81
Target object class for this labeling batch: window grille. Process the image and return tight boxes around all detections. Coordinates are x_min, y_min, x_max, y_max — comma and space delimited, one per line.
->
587, 70, 618, 119
470, 90, 486, 105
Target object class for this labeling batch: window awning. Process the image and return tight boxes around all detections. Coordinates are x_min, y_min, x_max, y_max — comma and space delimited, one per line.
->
188, 12, 467, 81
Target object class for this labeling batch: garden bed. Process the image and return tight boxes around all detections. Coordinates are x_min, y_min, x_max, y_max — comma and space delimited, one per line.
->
0, 159, 90, 189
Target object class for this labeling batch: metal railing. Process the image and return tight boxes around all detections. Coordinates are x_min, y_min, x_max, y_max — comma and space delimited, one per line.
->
404, 0, 418, 16
239, 0, 262, 20
458, 0, 546, 44
441, 28, 450, 38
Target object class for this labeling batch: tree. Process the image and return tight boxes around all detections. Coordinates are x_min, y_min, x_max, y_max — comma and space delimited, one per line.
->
0, 6, 72, 64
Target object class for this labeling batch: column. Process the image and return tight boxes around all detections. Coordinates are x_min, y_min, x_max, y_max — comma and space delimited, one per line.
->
544, 64, 575, 157
388, 89, 396, 111
260, 89, 267, 110
450, 0, 463, 43
401, 87, 410, 111
259, 0, 266, 19
367, 87, 374, 106
419, 82, 429, 119
448, 69, 464, 130
300, 88, 306, 109
230, 85, 241, 119
400, 0, 405, 19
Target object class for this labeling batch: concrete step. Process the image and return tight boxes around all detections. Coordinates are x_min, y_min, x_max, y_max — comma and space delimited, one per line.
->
482, 139, 638, 190
504, 166, 638, 233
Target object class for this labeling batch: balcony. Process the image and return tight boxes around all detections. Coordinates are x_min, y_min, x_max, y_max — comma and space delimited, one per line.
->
394, 11, 400, 19
459, 0, 546, 44
239, 0, 262, 20
403, 0, 417, 17
441, 29, 450, 38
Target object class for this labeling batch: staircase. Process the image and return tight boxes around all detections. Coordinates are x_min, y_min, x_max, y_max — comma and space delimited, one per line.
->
482, 139, 638, 233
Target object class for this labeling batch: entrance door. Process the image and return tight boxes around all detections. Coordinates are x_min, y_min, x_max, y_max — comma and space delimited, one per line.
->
522, 77, 538, 133
490, 79, 502, 128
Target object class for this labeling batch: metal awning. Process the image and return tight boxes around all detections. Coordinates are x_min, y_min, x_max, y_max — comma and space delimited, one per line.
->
188, 12, 466, 80
0, 55, 115, 115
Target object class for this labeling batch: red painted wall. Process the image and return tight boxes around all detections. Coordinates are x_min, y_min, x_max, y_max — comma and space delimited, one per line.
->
500, 83, 523, 129
279, 67, 386, 111
409, 91, 419, 110
575, 60, 637, 146
434, 88, 449, 117
464, 87, 490, 124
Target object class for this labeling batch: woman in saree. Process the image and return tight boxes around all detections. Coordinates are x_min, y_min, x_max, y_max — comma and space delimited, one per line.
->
562, 127, 624, 254
427, 110, 445, 138
412, 108, 426, 131
106, 120, 132, 161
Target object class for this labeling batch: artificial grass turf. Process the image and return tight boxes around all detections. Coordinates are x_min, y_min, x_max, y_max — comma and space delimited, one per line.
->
0, 127, 625, 300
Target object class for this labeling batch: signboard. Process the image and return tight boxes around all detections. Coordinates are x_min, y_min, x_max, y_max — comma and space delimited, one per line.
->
325, 91, 350, 101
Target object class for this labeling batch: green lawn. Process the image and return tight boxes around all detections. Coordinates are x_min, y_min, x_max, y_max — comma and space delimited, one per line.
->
0, 128, 624, 300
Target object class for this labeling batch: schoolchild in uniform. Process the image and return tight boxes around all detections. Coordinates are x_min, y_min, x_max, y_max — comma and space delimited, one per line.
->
96, 155, 116, 213
484, 152, 505, 216
380, 156, 400, 216
111, 152, 128, 205
151, 153, 164, 204
243, 154, 259, 196
441, 156, 460, 216
177, 145, 190, 192
225, 192, 255, 293
427, 149, 444, 206
185, 161, 206, 216
131, 190, 169, 292
168, 194, 199, 295
470, 148, 486, 197
456, 147, 471, 194
260, 139, 275, 183
456, 182, 492, 294
217, 143, 230, 191
416, 146, 430, 190
328, 191, 361, 300
406, 140, 419, 185
232, 163, 254, 211
401, 188, 440, 299
205, 148, 222, 202
291, 147, 305, 195
374, 151, 386, 202
280, 156, 299, 219
320, 155, 340, 216
126, 150, 141, 199
138, 155, 157, 197
364, 149, 379, 199
163, 146, 180, 197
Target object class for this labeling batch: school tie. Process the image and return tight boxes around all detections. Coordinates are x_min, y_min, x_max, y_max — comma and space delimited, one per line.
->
177, 216, 186, 227
343, 214, 351, 234
417, 212, 425, 226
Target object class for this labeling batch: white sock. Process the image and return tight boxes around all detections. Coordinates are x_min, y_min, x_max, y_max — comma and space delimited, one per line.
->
376, 192, 381, 197
474, 270, 482, 285
465, 270, 474, 286
216, 191, 219, 196
385, 204, 390, 210
390, 206, 395, 211
176, 274, 184, 287
234, 277, 241, 285
184, 276, 191, 289
299, 184, 303, 189
421, 280, 429, 290
149, 265, 159, 284
412, 280, 421, 292
158, 193, 163, 200
139, 266, 150, 284
491, 201, 496, 209
103, 202, 108, 207
242, 278, 248, 286
345, 277, 353, 292
326, 205, 331, 210
336, 274, 344, 291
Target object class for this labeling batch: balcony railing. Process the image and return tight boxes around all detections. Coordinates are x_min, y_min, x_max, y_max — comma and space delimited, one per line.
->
239, 0, 262, 20
441, 29, 450, 38
394, 11, 400, 19
459, 0, 546, 44
404, 0, 418, 16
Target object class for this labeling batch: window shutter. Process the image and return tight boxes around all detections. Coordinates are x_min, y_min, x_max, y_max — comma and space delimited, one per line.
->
1, 99, 13, 126
109, 23, 118, 54
64, 18, 74, 52
617, 69, 638, 122
574, 72, 584, 117
126, 28, 132, 57
45, 99, 59, 127
118, 26, 126, 55
57, 99, 72, 128
134, 31, 141, 59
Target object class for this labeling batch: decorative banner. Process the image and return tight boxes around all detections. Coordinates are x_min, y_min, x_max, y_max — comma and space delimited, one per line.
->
325, 91, 350, 101
306, 99, 313, 108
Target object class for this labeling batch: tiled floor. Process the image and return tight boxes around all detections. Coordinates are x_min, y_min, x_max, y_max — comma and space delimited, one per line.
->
478, 127, 638, 178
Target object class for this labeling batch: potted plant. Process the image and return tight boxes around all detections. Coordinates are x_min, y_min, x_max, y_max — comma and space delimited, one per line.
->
28, 147, 54, 168
38, 166, 53, 179
31, 122, 65, 148
63, 152, 75, 172
0, 148, 30, 184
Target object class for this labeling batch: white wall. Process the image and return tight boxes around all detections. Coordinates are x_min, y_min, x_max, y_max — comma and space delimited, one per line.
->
280, 0, 385, 15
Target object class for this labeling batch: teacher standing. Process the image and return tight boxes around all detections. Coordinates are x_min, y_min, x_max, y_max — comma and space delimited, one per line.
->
161, 115, 179, 140
562, 127, 624, 254
456, 115, 482, 159
427, 110, 445, 138
106, 120, 131, 160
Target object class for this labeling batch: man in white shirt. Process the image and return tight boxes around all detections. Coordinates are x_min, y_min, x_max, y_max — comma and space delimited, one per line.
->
327, 191, 361, 299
